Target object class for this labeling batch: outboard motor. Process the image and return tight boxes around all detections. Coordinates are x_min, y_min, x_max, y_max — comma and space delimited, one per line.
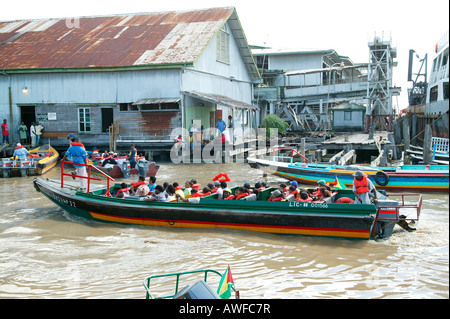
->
17, 158, 32, 177
121, 160, 131, 179
137, 159, 149, 177
372, 200, 399, 239
1, 158, 13, 178
173, 280, 220, 299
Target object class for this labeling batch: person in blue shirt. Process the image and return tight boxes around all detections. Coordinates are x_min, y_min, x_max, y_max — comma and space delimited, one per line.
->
62, 137, 88, 190
13, 143, 29, 159
216, 117, 226, 134
148, 175, 157, 193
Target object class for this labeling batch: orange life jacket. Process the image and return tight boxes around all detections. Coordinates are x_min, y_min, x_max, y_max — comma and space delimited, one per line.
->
224, 195, 235, 200
117, 188, 130, 194
131, 181, 147, 188
235, 192, 249, 200
70, 142, 85, 148
354, 175, 370, 194
335, 197, 354, 204
296, 197, 313, 202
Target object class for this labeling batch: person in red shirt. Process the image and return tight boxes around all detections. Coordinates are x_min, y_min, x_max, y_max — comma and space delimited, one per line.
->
268, 189, 285, 201
1, 119, 9, 144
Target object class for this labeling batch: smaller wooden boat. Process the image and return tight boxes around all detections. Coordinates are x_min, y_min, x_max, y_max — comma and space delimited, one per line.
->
0, 144, 59, 178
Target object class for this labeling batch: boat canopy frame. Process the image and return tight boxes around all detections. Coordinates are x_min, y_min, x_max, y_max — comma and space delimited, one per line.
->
143, 269, 235, 299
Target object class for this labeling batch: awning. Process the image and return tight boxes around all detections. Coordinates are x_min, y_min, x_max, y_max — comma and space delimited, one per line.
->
133, 98, 180, 105
182, 91, 259, 110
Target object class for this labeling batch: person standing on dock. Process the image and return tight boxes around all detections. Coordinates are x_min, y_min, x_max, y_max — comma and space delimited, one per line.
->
1, 119, 9, 144
35, 122, 44, 146
30, 123, 36, 147
216, 117, 226, 135
62, 137, 88, 190
18, 122, 27, 145
352, 171, 378, 204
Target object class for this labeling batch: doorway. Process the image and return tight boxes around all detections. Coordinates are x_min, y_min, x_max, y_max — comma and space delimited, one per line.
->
101, 108, 114, 133
19, 104, 36, 130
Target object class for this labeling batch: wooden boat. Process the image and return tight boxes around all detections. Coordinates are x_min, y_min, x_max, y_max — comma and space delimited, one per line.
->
247, 149, 449, 193
0, 144, 59, 177
32, 162, 422, 240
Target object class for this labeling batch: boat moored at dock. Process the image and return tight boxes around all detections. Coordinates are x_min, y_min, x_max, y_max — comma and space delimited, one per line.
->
0, 144, 59, 178
247, 148, 449, 193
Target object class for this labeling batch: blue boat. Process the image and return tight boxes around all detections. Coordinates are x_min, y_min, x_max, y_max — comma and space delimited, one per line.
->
248, 149, 449, 193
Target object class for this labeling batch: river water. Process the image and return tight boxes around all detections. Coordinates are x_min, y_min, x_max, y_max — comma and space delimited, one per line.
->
0, 162, 448, 299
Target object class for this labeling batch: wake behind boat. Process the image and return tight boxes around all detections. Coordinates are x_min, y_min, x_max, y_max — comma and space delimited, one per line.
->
33, 162, 423, 241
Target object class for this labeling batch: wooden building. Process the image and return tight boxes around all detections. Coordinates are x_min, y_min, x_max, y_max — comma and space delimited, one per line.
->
0, 7, 260, 154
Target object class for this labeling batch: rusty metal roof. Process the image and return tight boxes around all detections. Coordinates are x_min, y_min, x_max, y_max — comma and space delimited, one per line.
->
0, 7, 259, 79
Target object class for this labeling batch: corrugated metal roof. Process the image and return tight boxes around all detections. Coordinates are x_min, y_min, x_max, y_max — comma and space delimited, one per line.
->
133, 98, 180, 105
183, 90, 259, 110
0, 7, 258, 79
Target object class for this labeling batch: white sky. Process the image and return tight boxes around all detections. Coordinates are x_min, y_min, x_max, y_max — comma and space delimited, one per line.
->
1, 0, 449, 110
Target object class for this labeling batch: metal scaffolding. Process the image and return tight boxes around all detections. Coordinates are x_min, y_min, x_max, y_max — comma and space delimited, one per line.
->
366, 34, 398, 134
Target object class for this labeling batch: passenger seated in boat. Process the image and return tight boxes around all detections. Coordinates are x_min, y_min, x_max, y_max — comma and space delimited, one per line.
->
211, 181, 220, 193
183, 180, 192, 197
198, 186, 212, 197
116, 183, 130, 199
234, 187, 250, 200
317, 184, 332, 200
148, 176, 157, 194
165, 185, 176, 201
173, 182, 185, 198
252, 188, 260, 200
243, 183, 253, 193
254, 182, 265, 191
141, 185, 167, 202
296, 190, 313, 202
287, 185, 299, 198
101, 152, 117, 167
207, 183, 216, 193
216, 181, 226, 199
279, 183, 288, 192
162, 182, 169, 196
223, 188, 234, 200
268, 189, 286, 201
130, 176, 149, 196
190, 188, 202, 198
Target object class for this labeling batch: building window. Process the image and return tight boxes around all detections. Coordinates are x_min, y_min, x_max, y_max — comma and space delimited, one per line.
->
216, 24, 230, 64
78, 107, 91, 132
430, 85, 439, 102
119, 103, 138, 111
344, 111, 352, 121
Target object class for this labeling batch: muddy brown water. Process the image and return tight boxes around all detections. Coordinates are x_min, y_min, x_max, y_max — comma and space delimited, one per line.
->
0, 163, 448, 298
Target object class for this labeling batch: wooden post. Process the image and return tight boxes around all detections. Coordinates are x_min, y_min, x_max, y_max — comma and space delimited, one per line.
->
300, 138, 305, 157
402, 118, 410, 153
423, 124, 433, 164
